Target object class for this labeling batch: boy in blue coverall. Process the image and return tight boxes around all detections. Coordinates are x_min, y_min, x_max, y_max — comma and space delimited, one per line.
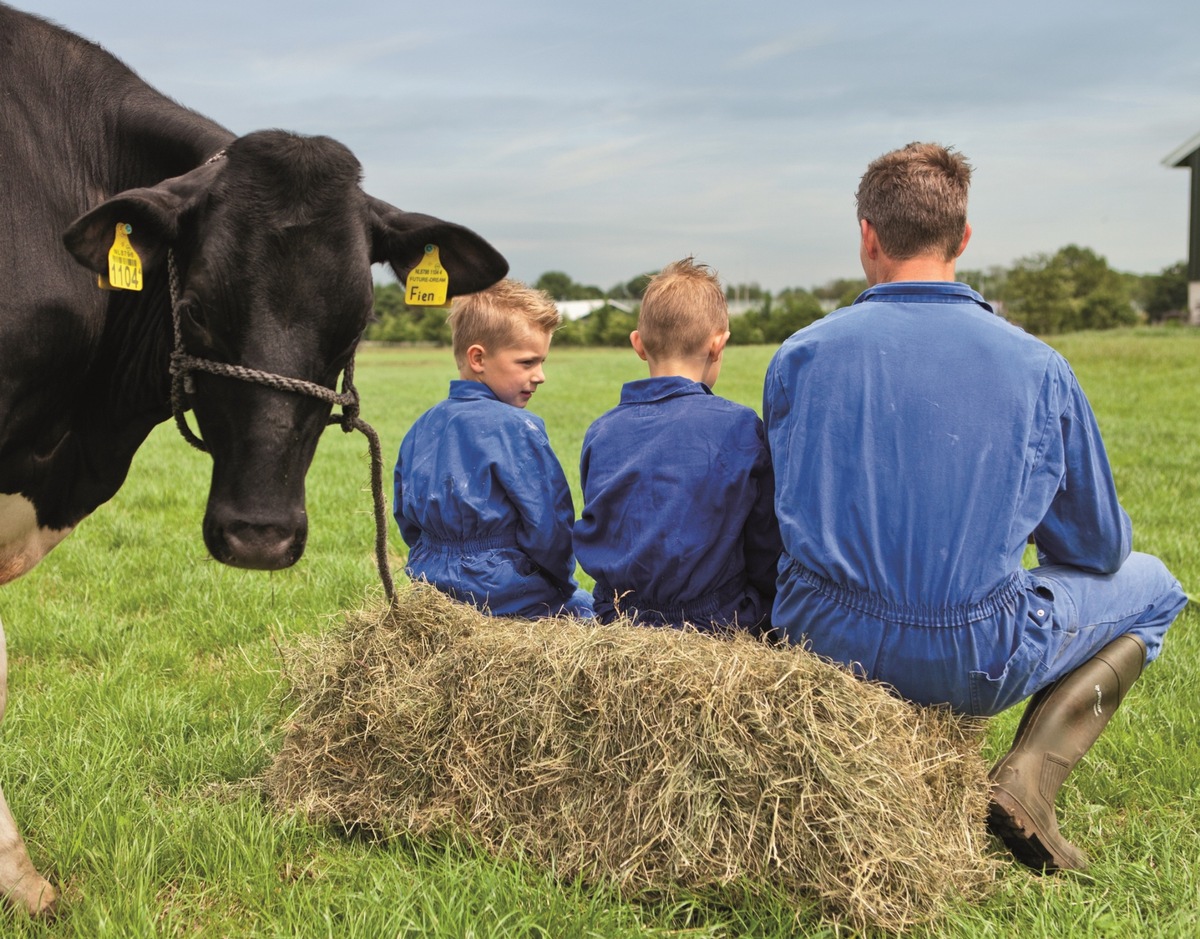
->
764, 143, 1187, 873
393, 279, 593, 618
574, 258, 781, 631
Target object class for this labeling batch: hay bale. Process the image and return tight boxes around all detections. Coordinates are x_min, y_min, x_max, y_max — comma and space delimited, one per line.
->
265, 584, 996, 931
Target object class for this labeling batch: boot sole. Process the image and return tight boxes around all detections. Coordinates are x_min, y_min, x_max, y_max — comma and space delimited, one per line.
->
987, 787, 1088, 873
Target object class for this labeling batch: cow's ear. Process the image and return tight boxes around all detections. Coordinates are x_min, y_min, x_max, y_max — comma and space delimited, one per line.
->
62, 161, 220, 275
366, 196, 508, 298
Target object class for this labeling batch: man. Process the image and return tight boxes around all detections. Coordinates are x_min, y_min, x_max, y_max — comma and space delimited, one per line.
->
763, 142, 1187, 872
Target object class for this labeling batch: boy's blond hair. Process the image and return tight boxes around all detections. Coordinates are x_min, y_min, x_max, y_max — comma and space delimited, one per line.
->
447, 278, 561, 367
636, 257, 729, 360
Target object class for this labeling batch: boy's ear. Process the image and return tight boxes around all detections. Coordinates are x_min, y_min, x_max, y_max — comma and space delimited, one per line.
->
710, 329, 731, 358
466, 343, 487, 374
629, 330, 649, 362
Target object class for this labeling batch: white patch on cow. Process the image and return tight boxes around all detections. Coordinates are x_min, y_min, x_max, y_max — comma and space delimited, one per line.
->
0, 494, 73, 585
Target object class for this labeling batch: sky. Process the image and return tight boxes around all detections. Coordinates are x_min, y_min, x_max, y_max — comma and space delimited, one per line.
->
25, 0, 1200, 293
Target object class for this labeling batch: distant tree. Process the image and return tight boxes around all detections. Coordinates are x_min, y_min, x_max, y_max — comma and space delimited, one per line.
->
958, 265, 1009, 302
724, 288, 824, 346
534, 271, 603, 301
553, 317, 589, 346
725, 282, 767, 302
555, 303, 638, 347
608, 272, 656, 300
763, 288, 825, 342
535, 270, 574, 300
728, 313, 766, 345
595, 308, 638, 346
1000, 245, 1136, 334
366, 283, 452, 343
1138, 261, 1189, 323
813, 277, 868, 310
1003, 253, 1074, 334
1058, 245, 1137, 329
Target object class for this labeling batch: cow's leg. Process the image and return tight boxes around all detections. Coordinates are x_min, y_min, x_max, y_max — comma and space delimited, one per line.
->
0, 616, 57, 916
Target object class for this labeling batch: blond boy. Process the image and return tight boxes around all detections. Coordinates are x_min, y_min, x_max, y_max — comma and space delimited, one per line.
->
393, 279, 592, 617
573, 258, 781, 630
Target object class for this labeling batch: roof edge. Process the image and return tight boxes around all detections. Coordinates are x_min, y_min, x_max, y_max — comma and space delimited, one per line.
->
1163, 130, 1200, 167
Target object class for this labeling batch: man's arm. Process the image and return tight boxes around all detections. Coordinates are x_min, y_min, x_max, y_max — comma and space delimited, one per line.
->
1033, 373, 1132, 574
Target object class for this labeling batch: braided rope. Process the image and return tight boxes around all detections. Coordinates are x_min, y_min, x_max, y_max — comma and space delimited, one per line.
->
166, 251, 395, 603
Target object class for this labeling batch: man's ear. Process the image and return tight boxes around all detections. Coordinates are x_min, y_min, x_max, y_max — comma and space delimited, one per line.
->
860, 218, 880, 260
629, 330, 648, 362
955, 222, 972, 259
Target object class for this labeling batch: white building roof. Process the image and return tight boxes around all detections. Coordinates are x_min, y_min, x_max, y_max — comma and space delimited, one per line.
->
555, 299, 635, 321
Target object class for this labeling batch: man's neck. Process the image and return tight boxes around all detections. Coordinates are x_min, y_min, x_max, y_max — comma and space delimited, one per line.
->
869, 255, 958, 285
859, 219, 970, 286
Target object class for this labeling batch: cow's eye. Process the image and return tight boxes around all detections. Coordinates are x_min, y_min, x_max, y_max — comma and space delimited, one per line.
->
331, 334, 361, 370
178, 298, 209, 338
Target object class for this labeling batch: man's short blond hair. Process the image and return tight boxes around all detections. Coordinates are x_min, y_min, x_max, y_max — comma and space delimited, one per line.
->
855, 142, 972, 261
447, 278, 561, 366
637, 257, 729, 360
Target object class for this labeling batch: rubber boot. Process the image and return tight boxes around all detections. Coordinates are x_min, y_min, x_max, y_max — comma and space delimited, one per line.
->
987, 633, 1147, 873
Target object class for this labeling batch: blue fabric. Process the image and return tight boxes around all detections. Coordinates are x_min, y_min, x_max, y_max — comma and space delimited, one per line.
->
574, 375, 781, 630
394, 380, 593, 618
764, 282, 1186, 715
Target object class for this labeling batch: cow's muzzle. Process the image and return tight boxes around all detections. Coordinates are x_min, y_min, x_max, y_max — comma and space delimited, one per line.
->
203, 514, 307, 571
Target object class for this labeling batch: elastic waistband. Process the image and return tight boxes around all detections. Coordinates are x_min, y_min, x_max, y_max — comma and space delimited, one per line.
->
419, 533, 519, 552
787, 558, 1025, 628
596, 577, 747, 622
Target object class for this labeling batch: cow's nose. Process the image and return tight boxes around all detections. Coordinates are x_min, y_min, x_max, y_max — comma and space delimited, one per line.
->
204, 518, 306, 570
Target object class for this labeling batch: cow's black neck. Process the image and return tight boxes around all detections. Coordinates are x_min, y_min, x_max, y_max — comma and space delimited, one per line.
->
15, 275, 176, 533
0, 4, 230, 530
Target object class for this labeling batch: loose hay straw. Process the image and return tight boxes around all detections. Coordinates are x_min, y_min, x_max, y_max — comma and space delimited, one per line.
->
265, 584, 997, 932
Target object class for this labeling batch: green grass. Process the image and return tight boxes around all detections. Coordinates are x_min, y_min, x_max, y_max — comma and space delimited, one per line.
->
1, 330, 1197, 937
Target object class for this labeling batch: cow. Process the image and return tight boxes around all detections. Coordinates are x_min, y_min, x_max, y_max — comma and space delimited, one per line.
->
0, 3, 508, 915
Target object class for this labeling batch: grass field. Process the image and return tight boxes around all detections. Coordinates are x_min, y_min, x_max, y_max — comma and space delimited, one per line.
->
1, 330, 1197, 937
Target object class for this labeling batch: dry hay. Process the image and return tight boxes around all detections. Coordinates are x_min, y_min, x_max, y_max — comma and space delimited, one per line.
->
265, 584, 997, 932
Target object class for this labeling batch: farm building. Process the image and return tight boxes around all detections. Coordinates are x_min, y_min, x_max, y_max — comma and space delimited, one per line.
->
555, 298, 761, 321
1163, 130, 1200, 325
555, 299, 635, 321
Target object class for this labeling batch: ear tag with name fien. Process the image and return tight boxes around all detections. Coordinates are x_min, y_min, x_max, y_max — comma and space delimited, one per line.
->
100, 223, 143, 291
404, 244, 449, 306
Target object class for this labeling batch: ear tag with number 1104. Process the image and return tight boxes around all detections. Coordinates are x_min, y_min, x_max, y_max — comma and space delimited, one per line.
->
100, 223, 143, 291
405, 244, 449, 306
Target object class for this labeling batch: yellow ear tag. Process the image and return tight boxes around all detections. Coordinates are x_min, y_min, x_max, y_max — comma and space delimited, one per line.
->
404, 244, 449, 306
103, 223, 143, 291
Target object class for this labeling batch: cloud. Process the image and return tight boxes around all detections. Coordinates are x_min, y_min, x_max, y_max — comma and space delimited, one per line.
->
26, 0, 1200, 290
241, 33, 439, 86
724, 28, 839, 70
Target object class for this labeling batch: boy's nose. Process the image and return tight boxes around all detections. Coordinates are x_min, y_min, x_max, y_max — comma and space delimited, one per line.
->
532, 366, 545, 384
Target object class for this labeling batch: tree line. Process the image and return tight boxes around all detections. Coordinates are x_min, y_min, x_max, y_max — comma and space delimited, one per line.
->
365, 248, 1191, 345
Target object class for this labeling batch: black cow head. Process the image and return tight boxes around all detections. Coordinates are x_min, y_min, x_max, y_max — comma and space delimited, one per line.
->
63, 130, 508, 570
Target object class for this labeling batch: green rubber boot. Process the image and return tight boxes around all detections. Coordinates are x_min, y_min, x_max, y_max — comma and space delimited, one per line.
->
987, 634, 1147, 872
